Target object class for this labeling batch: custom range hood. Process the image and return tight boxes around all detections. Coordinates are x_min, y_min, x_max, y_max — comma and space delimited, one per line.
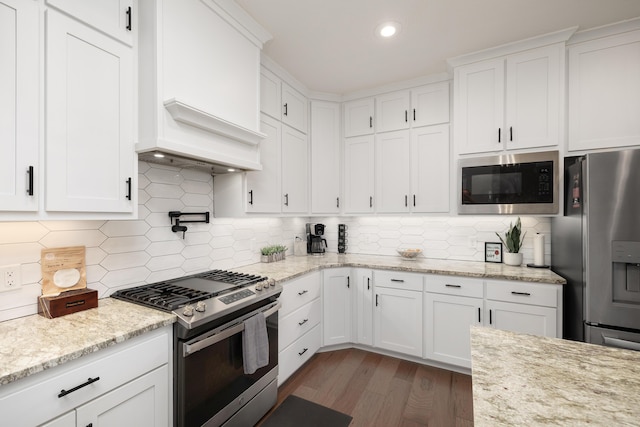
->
136, 0, 272, 175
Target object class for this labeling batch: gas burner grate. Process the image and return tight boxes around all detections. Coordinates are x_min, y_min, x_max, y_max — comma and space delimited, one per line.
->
113, 282, 213, 311
197, 270, 266, 286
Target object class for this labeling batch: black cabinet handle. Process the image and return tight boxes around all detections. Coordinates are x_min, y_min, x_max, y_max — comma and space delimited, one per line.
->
369, 116, 373, 128
126, 6, 132, 31
125, 177, 132, 200
478, 307, 481, 323
390, 279, 404, 283
369, 196, 373, 208
413, 194, 416, 207
413, 108, 416, 121
498, 128, 501, 143
405, 195, 408, 207
337, 197, 339, 208
298, 348, 308, 356
510, 126, 513, 141
284, 103, 288, 116
376, 294, 379, 306
347, 276, 350, 288
248, 190, 253, 205
489, 309, 492, 325
298, 290, 308, 296
58, 377, 100, 398
284, 193, 289, 206
367, 277, 370, 290
298, 319, 308, 326
405, 110, 408, 122
445, 284, 461, 288
511, 291, 531, 296
26, 166, 34, 196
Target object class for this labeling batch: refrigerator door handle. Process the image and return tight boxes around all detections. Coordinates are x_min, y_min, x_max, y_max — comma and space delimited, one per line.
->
603, 335, 640, 352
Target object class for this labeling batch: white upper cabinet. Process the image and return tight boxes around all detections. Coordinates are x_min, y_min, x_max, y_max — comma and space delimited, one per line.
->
412, 124, 450, 213
260, 67, 308, 134
451, 29, 573, 155
0, 0, 39, 213
568, 28, 640, 151
375, 130, 411, 213
310, 101, 341, 214
281, 124, 309, 213
245, 115, 282, 213
344, 135, 375, 213
344, 97, 375, 137
45, 8, 135, 213
411, 82, 450, 128
376, 91, 410, 133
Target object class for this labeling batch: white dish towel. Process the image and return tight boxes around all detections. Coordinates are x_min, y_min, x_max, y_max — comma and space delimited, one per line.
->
243, 313, 269, 374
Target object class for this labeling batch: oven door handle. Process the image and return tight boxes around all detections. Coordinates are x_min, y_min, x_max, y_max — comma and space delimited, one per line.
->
183, 302, 281, 357
602, 335, 640, 352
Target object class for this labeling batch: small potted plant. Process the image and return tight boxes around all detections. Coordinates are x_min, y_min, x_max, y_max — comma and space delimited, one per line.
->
260, 244, 288, 263
496, 217, 526, 266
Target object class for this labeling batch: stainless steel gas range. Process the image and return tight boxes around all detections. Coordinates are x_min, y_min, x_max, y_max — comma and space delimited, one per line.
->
112, 270, 282, 427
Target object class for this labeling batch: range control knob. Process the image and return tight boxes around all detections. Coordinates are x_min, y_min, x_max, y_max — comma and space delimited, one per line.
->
255, 283, 263, 291
195, 301, 206, 312
183, 305, 194, 317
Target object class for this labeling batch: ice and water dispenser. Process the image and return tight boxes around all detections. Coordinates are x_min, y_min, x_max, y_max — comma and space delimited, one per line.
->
612, 241, 640, 303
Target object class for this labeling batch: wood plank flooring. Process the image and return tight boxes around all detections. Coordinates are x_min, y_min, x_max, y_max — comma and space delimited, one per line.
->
257, 348, 474, 427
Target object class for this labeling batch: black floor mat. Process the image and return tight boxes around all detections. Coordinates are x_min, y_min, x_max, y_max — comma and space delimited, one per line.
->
261, 395, 352, 427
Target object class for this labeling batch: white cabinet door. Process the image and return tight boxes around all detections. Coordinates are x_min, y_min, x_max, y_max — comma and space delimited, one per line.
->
344, 98, 375, 137
354, 269, 373, 346
45, 0, 134, 46
505, 44, 562, 151
310, 101, 340, 214
376, 90, 410, 133
245, 115, 281, 213
454, 58, 505, 154
411, 124, 450, 213
424, 293, 482, 368
568, 30, 640, 151
374, 286, 423, 357
76, 365, 169, 427
0, 0, 38, 212
344, 135, 375, 213
281, 82, 308, 134
375, 130, 411, 213
322, 268, 352, 346
46, 10, 134, 213
260, 67, 281, 120
281, 124, 308, 213
486, 300, 557, 338
40, 412, 75, 427
411, 82, 450, 128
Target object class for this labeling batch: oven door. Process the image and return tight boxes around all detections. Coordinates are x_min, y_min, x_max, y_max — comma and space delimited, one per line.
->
176, 301, 280, 427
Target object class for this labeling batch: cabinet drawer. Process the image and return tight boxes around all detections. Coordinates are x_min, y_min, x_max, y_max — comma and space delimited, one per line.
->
278, 325, 321, 385
0, 327, 169, 427
424, 275, 483, 298
374, 270, 423, 291
486, 280, 558, 307
279, 273, 321, 318
279, 298, 321, 351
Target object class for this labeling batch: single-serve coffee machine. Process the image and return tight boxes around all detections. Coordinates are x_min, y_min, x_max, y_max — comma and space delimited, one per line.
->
306, 223, 327, 255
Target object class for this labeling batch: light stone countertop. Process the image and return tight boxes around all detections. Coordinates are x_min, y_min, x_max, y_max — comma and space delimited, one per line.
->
232, 253, 566, 285
470, 326, 640, 426
0, 298, 175, 386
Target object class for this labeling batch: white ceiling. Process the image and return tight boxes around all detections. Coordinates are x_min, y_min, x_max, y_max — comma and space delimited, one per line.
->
235, 0, 640, 95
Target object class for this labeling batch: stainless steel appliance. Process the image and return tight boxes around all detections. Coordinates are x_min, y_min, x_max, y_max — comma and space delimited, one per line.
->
551, 149, 640, 350
112, 270, 282, 426
459, 150, 559, 214
306, 223, 327, 255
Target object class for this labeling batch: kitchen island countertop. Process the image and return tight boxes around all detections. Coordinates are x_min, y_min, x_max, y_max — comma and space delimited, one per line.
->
470, 326, 640, 426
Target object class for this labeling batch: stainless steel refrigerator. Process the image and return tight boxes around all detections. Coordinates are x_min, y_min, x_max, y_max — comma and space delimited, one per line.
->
551, 148, 640, 351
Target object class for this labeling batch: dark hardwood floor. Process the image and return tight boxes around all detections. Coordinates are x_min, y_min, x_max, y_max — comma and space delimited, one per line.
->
258, 348, 474, 427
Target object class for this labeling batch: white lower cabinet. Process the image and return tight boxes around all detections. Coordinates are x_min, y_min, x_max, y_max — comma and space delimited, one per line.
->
0, 326, 171, 427
277, 272, 321, 385
354, 268, 373, 346
373, 271, 423, 357
322, 268, 353, 346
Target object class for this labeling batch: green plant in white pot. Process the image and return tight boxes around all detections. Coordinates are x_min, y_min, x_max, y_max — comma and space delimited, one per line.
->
496, 217, 526, 266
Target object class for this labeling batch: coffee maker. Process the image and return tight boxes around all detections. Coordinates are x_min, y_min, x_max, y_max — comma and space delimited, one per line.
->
306, 223, 327, 255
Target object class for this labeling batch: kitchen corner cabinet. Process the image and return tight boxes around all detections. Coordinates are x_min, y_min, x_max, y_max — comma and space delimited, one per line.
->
373, 271, 423, 357
568, 28, 640, 152
45, 6, 135, 213
0, 326, 170, 427
344, 135, 375, 213
353, 268, 373, 346
322, 268, 353, 346
278, 272, 321, 385
260, 67, 308, 134
310, 101, 341, 214
453, 43, 564, 154
344, 97, 375, 137
0, 0, 39, 212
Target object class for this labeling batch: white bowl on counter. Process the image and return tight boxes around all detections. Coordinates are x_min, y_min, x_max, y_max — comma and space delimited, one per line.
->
397, 248, 422, 260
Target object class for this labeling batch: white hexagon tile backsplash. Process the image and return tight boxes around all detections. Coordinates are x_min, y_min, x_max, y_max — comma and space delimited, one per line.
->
0, 161, 550, 321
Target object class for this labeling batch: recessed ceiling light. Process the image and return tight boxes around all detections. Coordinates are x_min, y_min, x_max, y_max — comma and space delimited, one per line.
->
153, 152, 165, 158
227, 168, 236, 172
376, 21, 401, 38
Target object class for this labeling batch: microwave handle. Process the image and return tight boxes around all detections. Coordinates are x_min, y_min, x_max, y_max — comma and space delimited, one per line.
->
183, 302, 281, 357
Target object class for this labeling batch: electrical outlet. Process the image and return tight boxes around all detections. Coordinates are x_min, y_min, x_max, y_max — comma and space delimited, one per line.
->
0, 264, 22, 291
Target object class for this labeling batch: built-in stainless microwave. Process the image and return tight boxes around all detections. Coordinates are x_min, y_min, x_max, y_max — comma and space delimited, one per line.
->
458, 151, 559, 214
